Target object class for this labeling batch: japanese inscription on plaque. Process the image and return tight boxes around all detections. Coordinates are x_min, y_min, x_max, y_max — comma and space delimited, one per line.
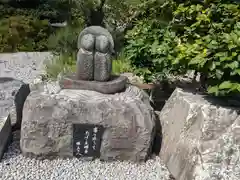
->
73, 124, 104, 158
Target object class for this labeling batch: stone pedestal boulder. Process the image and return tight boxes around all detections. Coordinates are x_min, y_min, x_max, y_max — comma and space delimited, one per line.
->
20, 82, 155, 162
159, 88, 240, 180
0, 78, 30, 130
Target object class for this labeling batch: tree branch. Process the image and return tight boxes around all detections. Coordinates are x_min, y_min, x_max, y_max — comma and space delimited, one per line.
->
98, 0, 106, 11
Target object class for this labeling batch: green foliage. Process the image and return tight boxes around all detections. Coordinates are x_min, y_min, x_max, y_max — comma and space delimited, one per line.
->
125, 0, 240, 96
170, 1, 240, 96
0, 0, 77, 23
0, 15, 53, 52
45, 52, 134, 79
47, 25, 84, 55
112, 52, 133, 75
124, 0, 177, 82
0, 0, 85, 52
45, 53, 77, 79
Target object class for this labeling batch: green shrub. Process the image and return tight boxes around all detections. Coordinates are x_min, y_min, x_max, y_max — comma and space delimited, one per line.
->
112, 52, 133, 75
0, 0, 76, 23
169, 1, 240, 96
124, 0, 177, 82
45, 53, 77, 79
47, 25, 84, 55
0, 15, 53, 52
45, 52, 134, 79
125, 0, 240, 96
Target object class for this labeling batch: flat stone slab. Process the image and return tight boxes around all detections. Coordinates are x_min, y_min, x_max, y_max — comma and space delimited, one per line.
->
159, 88, 240, 180
0, 115, 12, 161
20, 82, 155, 162
59, 73, 128, 94
0, 77, 30, 130
0, 52, 52, 83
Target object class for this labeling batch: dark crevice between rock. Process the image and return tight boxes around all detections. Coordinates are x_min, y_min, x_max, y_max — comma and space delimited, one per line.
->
151, 112, 162, 155
12, 84, 30, 131
204, 95, 240, 110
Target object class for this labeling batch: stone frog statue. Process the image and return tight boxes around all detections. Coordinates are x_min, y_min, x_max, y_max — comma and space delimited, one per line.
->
77, 26, 115, 82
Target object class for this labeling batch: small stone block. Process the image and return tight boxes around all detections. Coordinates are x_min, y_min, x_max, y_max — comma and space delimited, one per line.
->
0, 115, 12, 161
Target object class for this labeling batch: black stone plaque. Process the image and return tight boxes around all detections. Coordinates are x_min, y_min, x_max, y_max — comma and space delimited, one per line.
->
73, 124, 104, 159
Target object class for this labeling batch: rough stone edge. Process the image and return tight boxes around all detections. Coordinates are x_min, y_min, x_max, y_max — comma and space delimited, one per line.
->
159, 88, 240, 180
58, 73, 128, 94
0, 115, 12, 161
13, 83, 31, 131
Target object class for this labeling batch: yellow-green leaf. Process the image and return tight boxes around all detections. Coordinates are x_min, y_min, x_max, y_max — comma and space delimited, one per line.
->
218, 81, 233, 90
207, 86, 219, 96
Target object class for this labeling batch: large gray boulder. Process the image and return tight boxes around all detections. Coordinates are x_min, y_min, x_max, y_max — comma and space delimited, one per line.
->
20, 82, 155, 162
159, 88, 240, 180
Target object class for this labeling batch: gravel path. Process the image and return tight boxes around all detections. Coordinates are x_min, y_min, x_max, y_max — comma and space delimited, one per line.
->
0, 52, 171, 180
0, 132, 171, 180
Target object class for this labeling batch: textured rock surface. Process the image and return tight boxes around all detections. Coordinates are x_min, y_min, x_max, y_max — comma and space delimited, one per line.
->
20, 82, 155, 162
0, 52, 52, 83
159, 88, 240, 180
94, 51, 112, 82
78, 26, 114, 53
0, 78, 30, 130
120, 73, 144, 84
76, 48, 94, 80
0, 115, 12, 161
77, 26, 114, 82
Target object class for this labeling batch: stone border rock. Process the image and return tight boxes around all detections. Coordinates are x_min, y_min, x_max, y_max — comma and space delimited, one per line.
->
159, 88, 240, 180
0, 77, 30, 131
0, 115, 12, 161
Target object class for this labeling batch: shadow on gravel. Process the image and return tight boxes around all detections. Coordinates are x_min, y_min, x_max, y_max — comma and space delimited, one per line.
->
1, 131, 21, 161
0, 77, 16, 83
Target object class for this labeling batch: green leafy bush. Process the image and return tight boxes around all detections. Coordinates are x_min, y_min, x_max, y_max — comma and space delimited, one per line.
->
47, 26, 84, 55
125, 0, 240, 96
124, 0, 177, 82
0, 15, 53, 52
0, 0, 76, 23
45, 52, 134, 79
170, 1, 240, 96
45, 53, 77, 79
112, 52, 133, 75
0, 0, 83, 52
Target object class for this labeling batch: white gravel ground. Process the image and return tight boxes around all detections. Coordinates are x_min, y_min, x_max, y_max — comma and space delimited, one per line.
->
0, 132, 171, 180
0, 52, 172, 180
